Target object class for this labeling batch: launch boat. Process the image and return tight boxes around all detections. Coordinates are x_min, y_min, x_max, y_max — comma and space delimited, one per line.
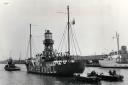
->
25, 6, 85, 76
74, 73, 101, 83
4, 58, 20, 71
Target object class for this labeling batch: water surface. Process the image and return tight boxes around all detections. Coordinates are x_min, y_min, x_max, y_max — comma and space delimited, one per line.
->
0, 64, 128, 85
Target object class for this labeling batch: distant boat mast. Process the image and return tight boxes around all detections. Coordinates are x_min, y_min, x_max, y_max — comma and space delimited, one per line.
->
116, 32, 120, 54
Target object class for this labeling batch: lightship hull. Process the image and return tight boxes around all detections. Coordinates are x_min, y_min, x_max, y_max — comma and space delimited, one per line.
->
26, 60, 85, 76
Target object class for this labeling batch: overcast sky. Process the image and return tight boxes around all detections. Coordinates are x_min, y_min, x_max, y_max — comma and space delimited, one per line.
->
0, 0, 128, 60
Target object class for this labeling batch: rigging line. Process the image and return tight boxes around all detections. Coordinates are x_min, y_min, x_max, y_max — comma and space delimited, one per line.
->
58, 30, 64, 52
70, 26, 82, 55
26, 38, 30, 58
32, 35, 43, 38
72, 31, 78, 55
31, 24, 45, 30
60, 25, 68, 53
70, 26, 77, 55
71, 28, 78, 55
63, 25, 68, 52
31, 24, 42, 27
70, 30, 77, 55
30, 37, 35, 58
60, 28, 67, 53
74, 32, 82, 55
32, 36, 43, 55
58, 30, 66, 52
70, 25, 78, 55
31, 36, 36, 56
57, 25, 68, 52
71, 25, 81, 55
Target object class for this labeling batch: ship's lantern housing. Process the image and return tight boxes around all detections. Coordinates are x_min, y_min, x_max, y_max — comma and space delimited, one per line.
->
43, 30, 54, 59
45, 30, 52, 39
43, 30, 54, 46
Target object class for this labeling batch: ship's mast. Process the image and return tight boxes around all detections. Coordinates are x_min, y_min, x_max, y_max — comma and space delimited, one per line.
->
116, 32, 120, 54
67, 5, 70, 55
30, 24, 32, 58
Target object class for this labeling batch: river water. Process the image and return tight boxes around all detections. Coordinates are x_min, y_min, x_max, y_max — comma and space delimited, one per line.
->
0, 64, 128, 85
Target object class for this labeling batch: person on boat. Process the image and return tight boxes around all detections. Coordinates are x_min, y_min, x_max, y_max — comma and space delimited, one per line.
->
109, 70, 113, 75
113, 70, 116, 75
7, 58, 16, 68
90, 70, 97, 76
8, 58, 13, 65
109, 70, 117, 76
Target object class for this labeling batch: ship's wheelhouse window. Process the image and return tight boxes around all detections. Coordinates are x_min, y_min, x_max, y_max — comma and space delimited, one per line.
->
45, 33, 52, 39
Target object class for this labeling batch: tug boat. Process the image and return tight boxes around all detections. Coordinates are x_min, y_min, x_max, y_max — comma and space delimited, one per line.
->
4, 58, 20, 71
25, 6, 85, 76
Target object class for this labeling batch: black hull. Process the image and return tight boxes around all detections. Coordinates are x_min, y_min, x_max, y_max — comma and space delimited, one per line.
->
4, 65, 20, 71
75, 76, 100, 83
26, 60, 85, 76
98, 75, 124, 81
5, 68, 20, 71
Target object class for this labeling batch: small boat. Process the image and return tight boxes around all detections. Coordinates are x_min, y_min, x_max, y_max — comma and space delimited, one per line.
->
98, 74, 123, 81
4, 65, 20, 71
97, 71, 124, 81
74, 73, 100, 83
4, 58, 20, 71
87, 70, 124, 81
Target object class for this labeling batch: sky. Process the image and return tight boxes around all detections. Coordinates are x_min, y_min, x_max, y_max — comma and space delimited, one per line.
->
0, 0, 128, 60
